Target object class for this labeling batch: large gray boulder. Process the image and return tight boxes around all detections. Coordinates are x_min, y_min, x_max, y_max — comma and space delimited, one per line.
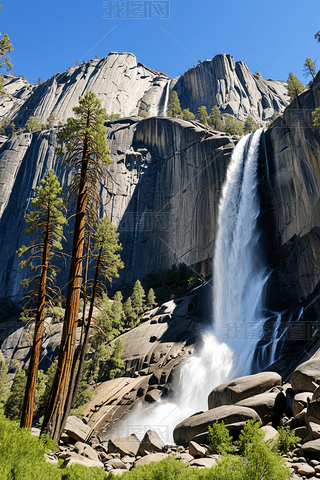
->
138, 430, 165, 456
299, 439, 320, 460
208, 372, 282, 409
235, 390, 282, 423
291, 350, 320, 393
64, 416, 91, 443
173, 405, 261, 445
108, 434, 140, 457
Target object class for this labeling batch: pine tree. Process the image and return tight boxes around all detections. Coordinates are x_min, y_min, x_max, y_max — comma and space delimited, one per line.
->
5, 368, 27, 421
0, 4, 13, 96
313, 107, 320, 127
147, 288, 157, 310
123, 297, 136, 329
167, 91, 182, 118
18, 169, 67, 429
197, 105, 208, 125
0, 352, 9, 406
244, 116, 259, 134
24, 116, 42, 132
304, 58, 317, 79
225, 116, 244, 136
47, 114, 55, 129
208, 105, 224, 131
315, 31, 320, 43
287, 73, 305, 102
131, 279, 146, 317
181, 108, 195, 121
9, 122, 16, 137
42, 92, 111, 441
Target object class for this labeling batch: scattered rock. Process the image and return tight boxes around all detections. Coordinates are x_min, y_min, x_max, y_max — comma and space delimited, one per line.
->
260, 425, 278, 442
105, 458, 128, 470
188, 441, 206, 458
134, 453, 167, 466
108, 434, 140, 457
61, 453, 104, 469
293, 392, 312, 416
74, 442, 100, 462
299, 439, 320, 460
291, 351, 320, 394
189, 457, 218, 468
138, 430, 165, 456
64, 416, 91, 443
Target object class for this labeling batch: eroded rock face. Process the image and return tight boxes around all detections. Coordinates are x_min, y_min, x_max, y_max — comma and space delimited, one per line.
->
173, 53, 288, 122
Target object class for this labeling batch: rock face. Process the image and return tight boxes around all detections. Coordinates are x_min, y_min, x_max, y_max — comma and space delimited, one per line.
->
173, 53, 288, 122
0, 118, 236, 303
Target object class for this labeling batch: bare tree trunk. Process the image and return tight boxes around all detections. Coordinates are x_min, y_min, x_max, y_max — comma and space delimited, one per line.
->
20, 211, 50, 429
60, 251, 101, 431
41, 139, 89, 442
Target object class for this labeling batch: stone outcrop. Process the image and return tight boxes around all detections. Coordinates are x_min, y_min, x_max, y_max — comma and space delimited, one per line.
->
173, 405, 261, 445
291, 351, 320, 394
173, 53, 288, 123
207, 371, 282, 409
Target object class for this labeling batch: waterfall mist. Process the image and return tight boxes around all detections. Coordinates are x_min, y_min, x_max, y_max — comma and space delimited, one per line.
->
107, 128, 270, 444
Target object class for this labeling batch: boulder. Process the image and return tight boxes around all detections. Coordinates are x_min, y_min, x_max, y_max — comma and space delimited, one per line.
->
235, 391, 281, 422
145, 389, 162, 403
306, 401, 320, 440
64, 416, 91, 443
105, 458, 128, 470
189, 457, 218, 468
74, 442, 100, 462
188, 441, 206, 458
293, 392, 312, 417
138, 430, 165, 456
208, 372, 282, 409
134, 453, 167, 466
294, 426, 309, 441
173, 405, 261, 445
291, 350, 320, 393
61, 453, 104, 469
299, 439, 320, 460
260, 425, 278, 442
108, 434, 140, 457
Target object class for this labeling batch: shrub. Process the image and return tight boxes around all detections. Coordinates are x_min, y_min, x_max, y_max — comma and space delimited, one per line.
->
271, 426, 301, 454
207, 420, 236, 454
0, 407, 61, 480
237, 419, 264, 455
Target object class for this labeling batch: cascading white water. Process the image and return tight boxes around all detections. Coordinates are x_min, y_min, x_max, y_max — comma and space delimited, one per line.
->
107, 128, 269, 444
157, 80, 171, 117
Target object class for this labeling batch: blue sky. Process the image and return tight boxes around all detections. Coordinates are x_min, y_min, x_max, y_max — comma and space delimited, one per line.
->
1, 0, 319, 84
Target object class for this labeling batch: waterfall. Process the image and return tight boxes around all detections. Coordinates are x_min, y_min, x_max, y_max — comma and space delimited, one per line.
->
107, 128, 269, 444
157, 80, 171, 117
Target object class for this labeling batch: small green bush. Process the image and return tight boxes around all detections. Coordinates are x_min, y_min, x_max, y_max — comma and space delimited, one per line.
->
207, 420, 236, 454
271, 425, 301, 454
237, 419, 264, 455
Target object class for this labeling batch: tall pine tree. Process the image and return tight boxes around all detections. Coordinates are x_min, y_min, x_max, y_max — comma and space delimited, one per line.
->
42, 92, 111, 441
18, 169, 66, 429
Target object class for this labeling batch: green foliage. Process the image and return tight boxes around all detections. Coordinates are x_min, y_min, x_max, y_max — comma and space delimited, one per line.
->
207, 420, 236, 454
0, 116, 10, 134
0, 352, 9, 406
141, 263, 202, 304
47, 113, 55, 128
131, 279, 146, 316
224, 116, 244, 136
316, 30, 320, 42
197, 105, 208, 124
9, 121, 16, 137
0, 408, 62, 480
244, 116, 259, 134
17, 169, 67, 306
271, 426, 301, 454
5, 368, 27, 421
313, 106, 320, 127
24, 116, 42, 132
180, 108, 195, 121
208, 105, 224, 131
36, 358, 58, 420
167, 91, 182, 118
62, 464, 108, 479
146, 288, 157, 310
104, 338, 124, 380
140, 112, 147, 118
287, 72, 305, 102
52, 306, 64, 323
93, 216, 124, 286
110, 113, 121, 120
114, 456, 205, 480
304, 57, 317, 79
237, 419, 264, 455
0, 7, 13, 96
123, 297, 136, 329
